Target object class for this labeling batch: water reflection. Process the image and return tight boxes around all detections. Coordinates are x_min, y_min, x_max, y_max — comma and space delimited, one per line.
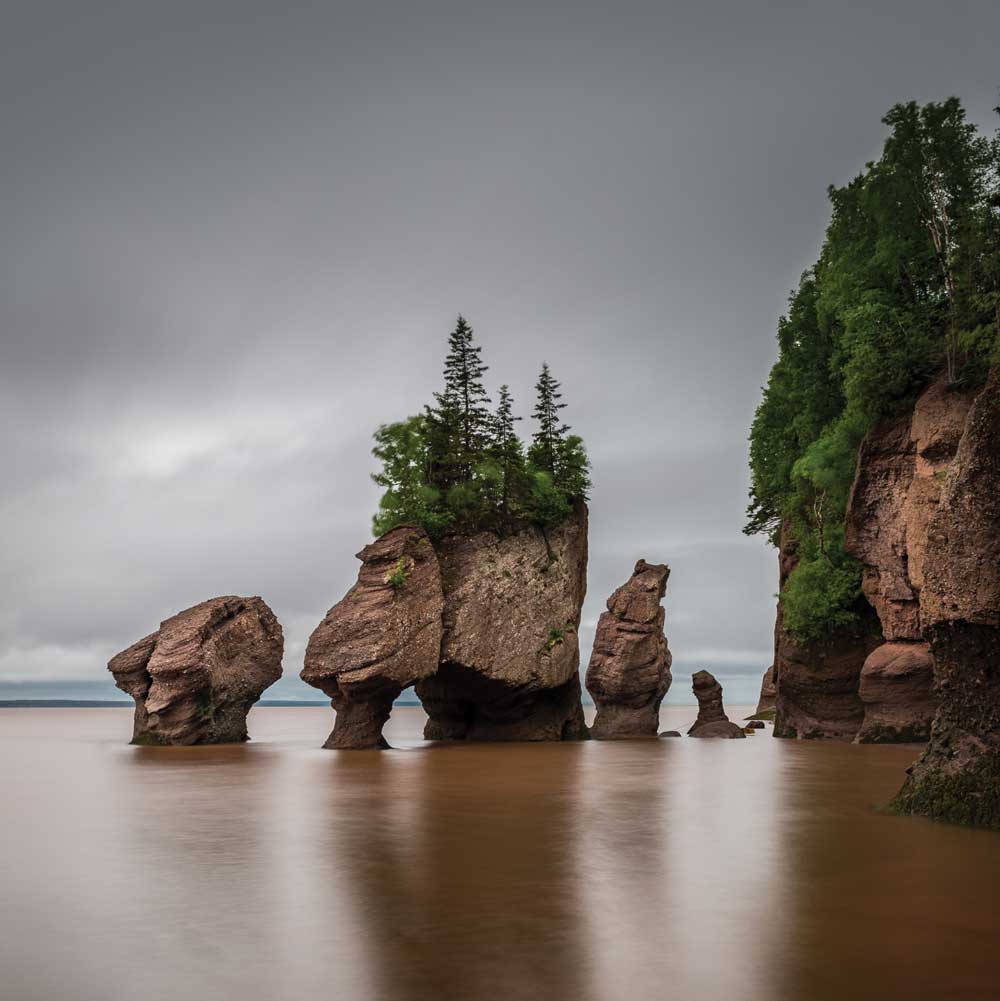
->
2, 708, 1000, 1001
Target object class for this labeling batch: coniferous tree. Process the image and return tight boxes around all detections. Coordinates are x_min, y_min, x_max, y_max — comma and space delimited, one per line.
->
488, 384, 526, 518
425, 315, 491, 487
528, 362, 569, 476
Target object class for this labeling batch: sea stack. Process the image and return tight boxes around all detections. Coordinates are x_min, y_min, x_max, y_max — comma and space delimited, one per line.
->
108, 596, 283, 745
585, 559, 672, 739
752, 665, 776, 718
891, 370, 1000, 829
416, 503, 590, 741
688, 670, 745, 738
301, 526, 444, 749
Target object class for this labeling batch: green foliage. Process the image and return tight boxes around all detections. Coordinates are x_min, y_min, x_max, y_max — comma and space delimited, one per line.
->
385, 558, 409, 590
748, 97, 1000, 642
371, 318, 591, 537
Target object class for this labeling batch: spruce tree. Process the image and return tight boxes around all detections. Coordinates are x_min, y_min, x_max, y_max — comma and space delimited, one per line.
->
489, 384, 526, 518
425, 315, 491, 486
529, 362, 569, 475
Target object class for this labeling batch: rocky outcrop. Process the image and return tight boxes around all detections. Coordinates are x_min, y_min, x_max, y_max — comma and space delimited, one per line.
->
301, 526, 444, 748
854, 642, 935, 743
751, 665, 776, 718
109, 596, 283, 745
844, 378, 976, 742
416, 503, 590, 741
771, 524, 880, 740
687, 670, 745, 738
585, 560, 672, 739
892, 370, 1000, 829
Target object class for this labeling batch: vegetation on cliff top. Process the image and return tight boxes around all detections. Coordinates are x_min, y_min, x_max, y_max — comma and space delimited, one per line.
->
371, 316, 591, 537
747, 97, 1000, 643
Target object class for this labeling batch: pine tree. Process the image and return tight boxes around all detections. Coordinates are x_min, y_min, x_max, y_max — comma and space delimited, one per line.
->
529, 362, 569, 475
425, 315, 491, 486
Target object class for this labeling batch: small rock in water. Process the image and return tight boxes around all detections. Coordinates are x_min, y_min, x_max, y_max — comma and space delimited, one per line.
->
659, 730, 681, 737
746, 720, 765, 729
687, 670, 746, 738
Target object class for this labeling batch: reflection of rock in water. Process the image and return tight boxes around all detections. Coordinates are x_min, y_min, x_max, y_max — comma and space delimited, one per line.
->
325, 743, 589, 1001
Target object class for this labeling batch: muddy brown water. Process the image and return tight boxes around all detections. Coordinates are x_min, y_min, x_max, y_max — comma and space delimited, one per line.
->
2, 706, 999, 1001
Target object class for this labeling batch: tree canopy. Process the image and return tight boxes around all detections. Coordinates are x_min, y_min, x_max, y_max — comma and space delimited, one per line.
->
372, 317, 591, 537
747, 97, 1000, 643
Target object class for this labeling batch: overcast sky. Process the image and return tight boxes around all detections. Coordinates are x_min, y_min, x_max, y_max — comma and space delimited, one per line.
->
2, 0, 998, 704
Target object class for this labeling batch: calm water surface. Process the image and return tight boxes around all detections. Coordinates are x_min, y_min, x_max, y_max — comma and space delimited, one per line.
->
2, 706, 999, 1001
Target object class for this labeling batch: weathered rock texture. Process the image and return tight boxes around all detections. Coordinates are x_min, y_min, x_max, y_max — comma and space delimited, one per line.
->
109, 596, 283, 745
687, 670, 745, 738
771, 524, 881, 740
892, 370, 1000, 828
752, 665, 776, 718
416, 503, 590, 741
585, 560, 672, 739
844, 378, 977, 742
301, 526, 444, 748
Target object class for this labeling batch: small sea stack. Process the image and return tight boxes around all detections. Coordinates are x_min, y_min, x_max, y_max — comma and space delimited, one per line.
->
301, 526, 444, 749
585, 559, 672, 739
687, 670, 745, 738
108, 596, 283, 746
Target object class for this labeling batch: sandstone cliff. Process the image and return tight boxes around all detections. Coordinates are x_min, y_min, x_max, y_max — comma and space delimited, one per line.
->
301, 526, 443, 748
771, 524, 880, 740
109, 596, 283, 745
417, 503, 590, 741
844, 378, 976, 742
585, 560, 672, 739
892, 369, 1000, 828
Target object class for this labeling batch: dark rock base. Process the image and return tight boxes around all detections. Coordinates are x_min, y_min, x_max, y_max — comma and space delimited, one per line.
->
417, 663, 590, 742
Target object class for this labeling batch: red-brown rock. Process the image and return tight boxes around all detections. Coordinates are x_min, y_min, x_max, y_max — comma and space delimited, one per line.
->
108, 596, 283, 745
893, 370, 1000, 828
687, 670, 745, 738
416, 504, 590, 741
753, 665, 776, 717
854, 641, 935, 743
585, 560, 672, 739
301, 526, 444, 749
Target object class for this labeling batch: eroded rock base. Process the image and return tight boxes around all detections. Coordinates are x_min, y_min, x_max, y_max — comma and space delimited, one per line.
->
417, 663, 589, 742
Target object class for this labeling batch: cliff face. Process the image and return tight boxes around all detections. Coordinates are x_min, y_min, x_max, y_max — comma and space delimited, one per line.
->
585, 560, 672, 739
109, 596, 283, 745
843, 378, 976, 742
772, 524, 880, 740
892, 369, 1000, 828
417, 503, 590, 741
301, 526, 444, 749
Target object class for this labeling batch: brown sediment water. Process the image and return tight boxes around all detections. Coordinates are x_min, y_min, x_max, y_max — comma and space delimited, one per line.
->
2, 705, 999, 1001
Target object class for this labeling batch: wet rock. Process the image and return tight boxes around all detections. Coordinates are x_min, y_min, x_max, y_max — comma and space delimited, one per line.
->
659, 730, 681, 737
301, 526, 444, 749
109, 596, 283, 745
687, 670, 745, 738
892, 371, 1000, 829
746, 720, 765, 730
585, 559, 672, 739
854, 641, 935, 743
416, 503, 590, 741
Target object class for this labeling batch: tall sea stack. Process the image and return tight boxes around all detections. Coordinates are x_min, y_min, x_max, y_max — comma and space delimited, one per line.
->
585, 560, 672, 739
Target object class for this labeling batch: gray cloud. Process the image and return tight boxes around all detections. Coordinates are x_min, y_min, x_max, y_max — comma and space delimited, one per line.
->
3, 0, 998, 701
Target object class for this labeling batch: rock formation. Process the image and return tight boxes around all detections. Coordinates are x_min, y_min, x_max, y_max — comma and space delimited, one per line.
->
751, 665, 776, 719
771, 523, 880, 740
301, 526, 444, 749
844, 378, 976, 742
416, 503, 590, 741
687, 670, 745, 738
108, 596, 283, 745
585, 560, 672, 739
892, 370, 1000, 828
